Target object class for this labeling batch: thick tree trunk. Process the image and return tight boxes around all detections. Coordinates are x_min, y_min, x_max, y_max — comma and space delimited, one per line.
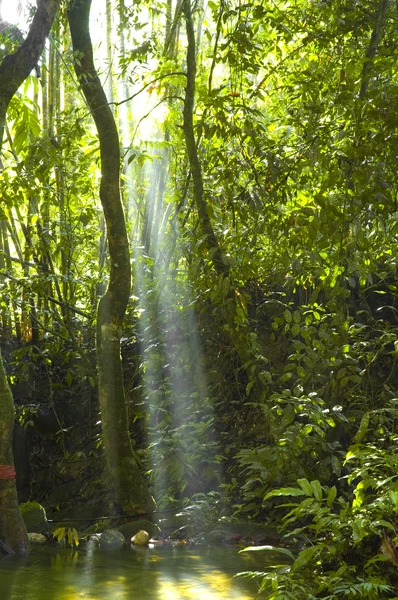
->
0, 0, 59, 555
0, 351, 29, 554
67, 0, 154, 514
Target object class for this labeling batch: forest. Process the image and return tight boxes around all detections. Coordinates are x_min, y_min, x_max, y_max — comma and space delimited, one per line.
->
0, 0, 398, 598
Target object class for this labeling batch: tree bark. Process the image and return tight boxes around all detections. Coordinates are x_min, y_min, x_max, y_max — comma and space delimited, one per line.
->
0, 0, 60, 556
67, 0, 155, 514
182, 0, 267, 402
0, 350, 30, 554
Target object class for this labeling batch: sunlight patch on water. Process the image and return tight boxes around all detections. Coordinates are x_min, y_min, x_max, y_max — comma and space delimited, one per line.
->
0, 545, 257, 600
56, 574, 252, 600
157, 573, 253, 600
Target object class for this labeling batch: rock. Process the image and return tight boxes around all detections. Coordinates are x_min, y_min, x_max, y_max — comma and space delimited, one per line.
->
117, 520, 159, 539
226, 533, 243, 544
253, 534, 270, 546
20, 502, 49, 535
207, 529, 230, 544
100, 529, 126, 551
87, 534, 101, 546
27, 533, 47, 544
206, 521, 276, 545
212, 520, 277, 542
131, 530, 150, 546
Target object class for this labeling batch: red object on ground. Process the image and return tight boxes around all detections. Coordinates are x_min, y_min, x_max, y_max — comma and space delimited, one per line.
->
0, 465, 16, 480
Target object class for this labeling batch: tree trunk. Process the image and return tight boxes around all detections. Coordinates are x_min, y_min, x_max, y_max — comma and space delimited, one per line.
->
0, 350, 29, 554
67, 0, 154, 514
0, 0, 59, 554
182, 0, 267, 402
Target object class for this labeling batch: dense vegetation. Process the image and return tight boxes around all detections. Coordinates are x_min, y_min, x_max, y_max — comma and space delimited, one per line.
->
1, 0, 398, 597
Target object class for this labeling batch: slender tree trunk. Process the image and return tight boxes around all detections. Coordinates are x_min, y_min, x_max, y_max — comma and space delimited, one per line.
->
1, 223, 20, 340
0, 351, 30, 554
0, 224, 9, 337
67, 0, 154, 514
359, 0, 389, 100
105, 0, 114, 106
182, 0, 267, 401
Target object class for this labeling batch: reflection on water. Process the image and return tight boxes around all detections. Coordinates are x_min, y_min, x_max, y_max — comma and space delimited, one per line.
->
0, 544, 258, 600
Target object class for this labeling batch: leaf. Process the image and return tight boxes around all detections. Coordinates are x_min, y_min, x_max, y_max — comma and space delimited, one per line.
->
258, 371, 272, 384
354, 412, 370, 443
327, 486, 337, 507
364, 554, 390, 568
246, 380, 254, 396
264, 487, 306, 501
297, 478, 313, 497
311, 480, 323, 502
284, 309, 292, 323
351, 518, 369, 545
293, 310, 301, 324
388, 490, 398, 507
68, 527, 80, 547
291, 324, 300, 337
336, 368, 346, 380
376, 520, 396, 531
291, 545, 320, 573
240, 545, 294, 560
53, 527, 65, 543
345, 445, 363, 462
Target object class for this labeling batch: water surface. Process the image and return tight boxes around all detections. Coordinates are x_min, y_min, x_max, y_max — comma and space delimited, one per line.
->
0, 543, 260, 600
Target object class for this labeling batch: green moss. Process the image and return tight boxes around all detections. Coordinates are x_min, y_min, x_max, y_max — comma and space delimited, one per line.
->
117, 520, 159, 539
20, 502, 49, 534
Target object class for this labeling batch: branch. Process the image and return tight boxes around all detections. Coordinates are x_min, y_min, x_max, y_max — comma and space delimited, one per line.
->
0, 0, 61, 152
182, 0, 227, 273
129, 95, 184, 145
113, 72, 186, 107
0, 270, 91, 319
208, 0, 224, 94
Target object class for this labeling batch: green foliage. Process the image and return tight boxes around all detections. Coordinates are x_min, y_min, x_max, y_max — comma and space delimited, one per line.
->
52, 527, 79, 547
1, 2, 398, 593
238, 404, 398, 598
237, 389, 346, 512
178, 491, 228, 536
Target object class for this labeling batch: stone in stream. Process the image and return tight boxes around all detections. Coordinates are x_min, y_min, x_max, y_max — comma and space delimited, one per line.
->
27, 533, 47, 544
116, 519, 159, 539
19, 502, 49, 535
100, 529, 126, 550
131, 530, 150, 546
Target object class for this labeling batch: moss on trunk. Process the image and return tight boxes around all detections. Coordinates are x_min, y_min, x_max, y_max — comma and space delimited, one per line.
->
0, 351, 30, 554
68, 0, 154, 514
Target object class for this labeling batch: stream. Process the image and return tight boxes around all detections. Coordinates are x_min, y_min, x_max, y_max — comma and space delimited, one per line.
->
0, 542, 263, 599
